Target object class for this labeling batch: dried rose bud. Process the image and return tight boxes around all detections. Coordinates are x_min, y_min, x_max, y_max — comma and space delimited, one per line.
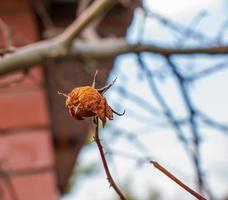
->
58, 71, 124, 127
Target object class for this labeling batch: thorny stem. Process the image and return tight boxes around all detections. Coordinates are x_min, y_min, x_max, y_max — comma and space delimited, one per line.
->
150, 161, 206, 200
93, 117, 127, 200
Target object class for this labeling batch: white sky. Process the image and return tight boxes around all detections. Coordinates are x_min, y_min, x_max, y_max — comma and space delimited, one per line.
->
62, 0, 228, 200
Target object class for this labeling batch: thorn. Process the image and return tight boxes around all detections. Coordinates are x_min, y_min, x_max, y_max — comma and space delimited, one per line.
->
57, 91, 68, 98
92, 70, 98, 88
97, 77, 118, 94
92, 136, 96, 142
112, 108, 126, 116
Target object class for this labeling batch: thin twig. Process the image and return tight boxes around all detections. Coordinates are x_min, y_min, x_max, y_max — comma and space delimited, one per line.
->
150, 161, 206, 200
93, 117, 127, 200
186, 61, 228, 82
143, 8, 211, 43
0, 73, 25, 89
0, 19, 15, 52
166, 56, 204, 192
56, 0, 116, 46
0, 0, 116, 75
0, 166, 53, 178
3, 177, 18, 200
136, 54, 190, 149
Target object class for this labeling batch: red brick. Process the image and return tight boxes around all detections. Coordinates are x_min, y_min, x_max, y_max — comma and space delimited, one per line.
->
0, 67, 44, 91
0, 89, 49, 129
0, 172, 58, 200
0, 1, 38, 48
0, 129, 54, 170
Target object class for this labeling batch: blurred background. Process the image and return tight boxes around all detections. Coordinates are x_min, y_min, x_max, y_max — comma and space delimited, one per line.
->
0, 0, 227, 199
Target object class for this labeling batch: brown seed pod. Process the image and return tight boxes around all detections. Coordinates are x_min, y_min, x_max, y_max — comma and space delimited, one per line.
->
58, 71, 124, 127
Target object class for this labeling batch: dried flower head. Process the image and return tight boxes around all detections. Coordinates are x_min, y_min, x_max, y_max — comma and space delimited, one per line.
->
58, 71, 125, 127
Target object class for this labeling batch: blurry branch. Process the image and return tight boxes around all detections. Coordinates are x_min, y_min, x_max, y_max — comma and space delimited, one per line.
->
93, 117, 127, 200
166, 56, 204, 192
0, 125, 49, 136
0, 164, 18, 200
106, 146, 151, 167
217, 20, 228, 44
150, 161, 206, 200
1, 1, 228, 76
69, 38, 228, 57
0, 73, 26, 89
2, 176, 18, 200
54, 0, 115, 47
0, 163, 53, 200
0, 19, 15, 56
176, 10, 209, 45
108, 125, 152, 158
186, 11, 208, 30
77, 0, 92, 16
31, 1, 62, 39
136, 52, 207, 193
0, 182, 3, 199
136, 54, 189, 148
32, 1, 55, 30
0, 166, 53, 178
0, 0, 116, 75
76, 0, 103, 41
196, 110, 228, 133
186, 61, 228, 82
115, 86, 163, 116
143, 8, 210, 42
1, 39, 228, 76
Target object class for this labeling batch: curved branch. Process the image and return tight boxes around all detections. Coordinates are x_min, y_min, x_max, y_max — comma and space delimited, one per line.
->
56, 0, 116, 46
0, 0, 116, 75
71, 38, 228, 57
1, 38, 228, 76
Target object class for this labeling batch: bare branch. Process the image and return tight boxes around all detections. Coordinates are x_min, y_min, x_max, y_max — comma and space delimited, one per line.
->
1, 37, 228, 76
0, 0, 116, 75
56, 0, 116, 46
0, 164, 18, 200
150, 161, 206, 200
143, 8, 211, 43
0, 19, 14, 51
136, 54, 190, 148
115, 86, 163, 116
0, 166, 53, 177
71, 39, 228, 57
0, 73, 25, 88
196, 110, 228, 133
166, 56, 204, 192
186, 61, 228, 82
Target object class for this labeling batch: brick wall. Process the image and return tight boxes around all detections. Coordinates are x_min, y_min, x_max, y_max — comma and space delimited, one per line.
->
0, 0, 58, 199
